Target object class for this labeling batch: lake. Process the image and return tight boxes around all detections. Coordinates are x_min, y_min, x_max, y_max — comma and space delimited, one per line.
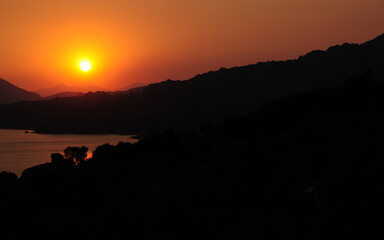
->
0, 129, 138, 176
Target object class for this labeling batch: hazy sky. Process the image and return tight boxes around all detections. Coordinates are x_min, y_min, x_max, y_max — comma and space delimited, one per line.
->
0, 0, 383, 91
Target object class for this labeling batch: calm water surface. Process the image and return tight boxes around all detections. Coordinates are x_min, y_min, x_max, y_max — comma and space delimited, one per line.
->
0, 129, 138, 176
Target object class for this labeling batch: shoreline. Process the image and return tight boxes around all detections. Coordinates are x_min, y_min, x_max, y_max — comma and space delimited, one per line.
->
0, 127, 140, 137
0, 129, 140, 176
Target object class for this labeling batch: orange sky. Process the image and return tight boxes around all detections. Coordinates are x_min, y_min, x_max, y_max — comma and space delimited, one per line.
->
0, 0, 383, 91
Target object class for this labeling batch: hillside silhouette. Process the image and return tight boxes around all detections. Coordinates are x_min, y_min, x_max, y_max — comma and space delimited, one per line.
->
116, 82, 146, 91
36, 83, 108, 97
0, 34, 383, 135
41, 87, 145, 100
43, 91, 85, 100
1, 72, 384, 239
0, 78, 41, 105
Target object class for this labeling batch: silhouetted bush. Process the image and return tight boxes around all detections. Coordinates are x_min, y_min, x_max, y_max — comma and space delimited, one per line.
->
51, 152, 74, 166
64, 146, 89, 164
92, 143, 116, 162
0, 171, 17, 186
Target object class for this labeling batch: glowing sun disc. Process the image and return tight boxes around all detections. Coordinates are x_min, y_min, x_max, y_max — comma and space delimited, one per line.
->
80, 61, 91, 71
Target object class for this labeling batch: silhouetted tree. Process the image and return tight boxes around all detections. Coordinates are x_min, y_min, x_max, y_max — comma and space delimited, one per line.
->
51, 153, 73, 166
64, 146, 89, 165
92, 143, 115, 162
0, 171, 17, 186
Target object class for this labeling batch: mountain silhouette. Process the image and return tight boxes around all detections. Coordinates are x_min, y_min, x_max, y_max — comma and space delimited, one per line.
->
2, 72, 384, 239
115, 82, 146, 92
43, 91, 86, 100
36, 83, 108, 97
0, 78, 41, 105
0, 33, 383, 134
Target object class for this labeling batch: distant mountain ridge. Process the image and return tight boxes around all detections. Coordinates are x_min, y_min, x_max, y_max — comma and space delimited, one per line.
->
116, 82, 146, 92
36, 83, 108, 97
0, 78, 41, 105
0, 33, 383, 134
43, 92, 85, 100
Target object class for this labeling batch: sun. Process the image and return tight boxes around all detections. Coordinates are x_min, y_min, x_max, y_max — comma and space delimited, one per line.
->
80, 61, 91, 71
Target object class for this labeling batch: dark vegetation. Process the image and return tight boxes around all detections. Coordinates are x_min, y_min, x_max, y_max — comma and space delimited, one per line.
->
1, 71, 384, 239
0, 34, 383, 135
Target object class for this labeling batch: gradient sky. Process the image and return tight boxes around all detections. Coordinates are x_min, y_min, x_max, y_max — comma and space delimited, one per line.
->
0, 0, 383, 91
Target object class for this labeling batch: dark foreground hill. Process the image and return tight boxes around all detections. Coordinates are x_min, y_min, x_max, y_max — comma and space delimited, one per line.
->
0, 78, 41, 105
1, 73, 384, 239
0, 34, 383, 134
